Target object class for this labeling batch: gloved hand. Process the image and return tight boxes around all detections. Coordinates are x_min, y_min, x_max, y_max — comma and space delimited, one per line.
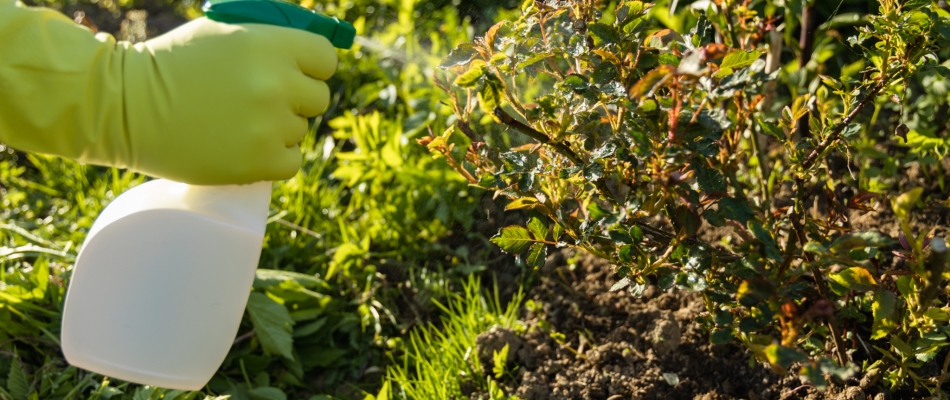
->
0, 1, 337, 185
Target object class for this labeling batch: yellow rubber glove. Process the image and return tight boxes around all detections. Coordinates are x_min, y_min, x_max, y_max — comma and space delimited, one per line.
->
0, 0, 337, 185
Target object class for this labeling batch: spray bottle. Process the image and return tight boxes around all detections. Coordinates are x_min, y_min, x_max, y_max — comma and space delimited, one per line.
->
60, 1, 354, 390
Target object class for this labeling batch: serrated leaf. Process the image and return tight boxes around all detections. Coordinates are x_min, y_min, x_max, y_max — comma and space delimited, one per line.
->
829, 267, 878, 292
527, 243, 546, 269
871, 290, 897, 339
563, 74, 590, 92
715, 50, 762, 78
757, 118, 784, 140
618, 245, 635, 262
490, 226, 535, 254
527, 216, 548, 241
7, 360, 29, 400
506, 197, 541, 211
438, 43, 478, 69
693, 159, 726, 193
454, 60, 486, 88
247, 292, 295, 359
590, 142, 618, 161
610, 277, 631, 292
478, 78, 501, 115
589, 22, 621, 43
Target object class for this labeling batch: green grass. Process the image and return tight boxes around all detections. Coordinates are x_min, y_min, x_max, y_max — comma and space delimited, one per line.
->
385, 276, 523, 400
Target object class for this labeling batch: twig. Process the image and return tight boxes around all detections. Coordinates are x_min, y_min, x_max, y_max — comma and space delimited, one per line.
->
796, 4, 817, 139
493, 107, 583, 165
233, 329, 256, 346
937, 348, 950, 400
632, 220, 741, 262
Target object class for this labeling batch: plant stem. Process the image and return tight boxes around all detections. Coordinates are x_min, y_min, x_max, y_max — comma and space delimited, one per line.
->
796, 3, 816, 139
494, 107, 583, 165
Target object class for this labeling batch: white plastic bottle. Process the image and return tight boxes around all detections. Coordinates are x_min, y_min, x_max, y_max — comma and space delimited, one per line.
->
61, 179, 271, 390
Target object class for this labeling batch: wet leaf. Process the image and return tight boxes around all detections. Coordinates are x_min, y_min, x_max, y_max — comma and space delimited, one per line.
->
454, 60, 487, 88
439, 43, 478, 69
527, 243, 546, 269
589, 22, 621, 43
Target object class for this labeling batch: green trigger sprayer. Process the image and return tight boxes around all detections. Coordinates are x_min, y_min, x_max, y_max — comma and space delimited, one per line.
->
59, 1, 353, 391
203, 0, 356, 49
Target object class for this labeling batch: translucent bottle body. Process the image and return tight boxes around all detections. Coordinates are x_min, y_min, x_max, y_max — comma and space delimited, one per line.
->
61, 179, 271, 390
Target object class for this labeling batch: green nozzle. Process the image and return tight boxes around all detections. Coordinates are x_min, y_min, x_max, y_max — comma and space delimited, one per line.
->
203, 0, 355, 49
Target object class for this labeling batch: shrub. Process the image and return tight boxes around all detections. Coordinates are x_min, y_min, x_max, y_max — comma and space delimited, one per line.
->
432, 0, 950, 393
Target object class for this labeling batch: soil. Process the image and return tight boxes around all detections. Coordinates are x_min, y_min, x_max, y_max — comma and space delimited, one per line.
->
474, 249, 935, 400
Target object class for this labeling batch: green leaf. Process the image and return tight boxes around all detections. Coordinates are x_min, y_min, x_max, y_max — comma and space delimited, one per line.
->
693, 160, 726, 193
925, 308, 950, 321
829, 232, 895, 254
490, 226, 535, 254
438, 43, 478, 69
749, 221, 782, 261
478, 78, 501, 115
254, 269, 325, 290
249, 387, 288, 400
132, 387, 158, 400
589, 22, 621, 43
891, 336, 914, 358
871, 290, 897, 340
563, 74, 590, 92
799, 364, 829, 390
715, 50, 762, 78
629, 225, 643, 244
891, 187, 923, 220
454, 60, 486, 88
841, 123, 861, 139
492, 344, 509, 378
828, 267, 878, 292
527, 243, 546, 269
618, 245, 635, 262
246, 292, 296, 359
803, 242, 830, 255
710, 329, 733, 344
757, 118, 784, 140
717, 197, 754, 225
590, 142, 618, 161
527, 216, 548, 241
764, 344, 808, 370
610, 277, 631, 292
7, 359, 29, 400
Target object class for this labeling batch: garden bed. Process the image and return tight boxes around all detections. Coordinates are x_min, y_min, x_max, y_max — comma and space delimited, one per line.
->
475, 247, 950, 400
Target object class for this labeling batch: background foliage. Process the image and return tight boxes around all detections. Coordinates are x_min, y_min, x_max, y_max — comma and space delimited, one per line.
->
431, 0, 950, 396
